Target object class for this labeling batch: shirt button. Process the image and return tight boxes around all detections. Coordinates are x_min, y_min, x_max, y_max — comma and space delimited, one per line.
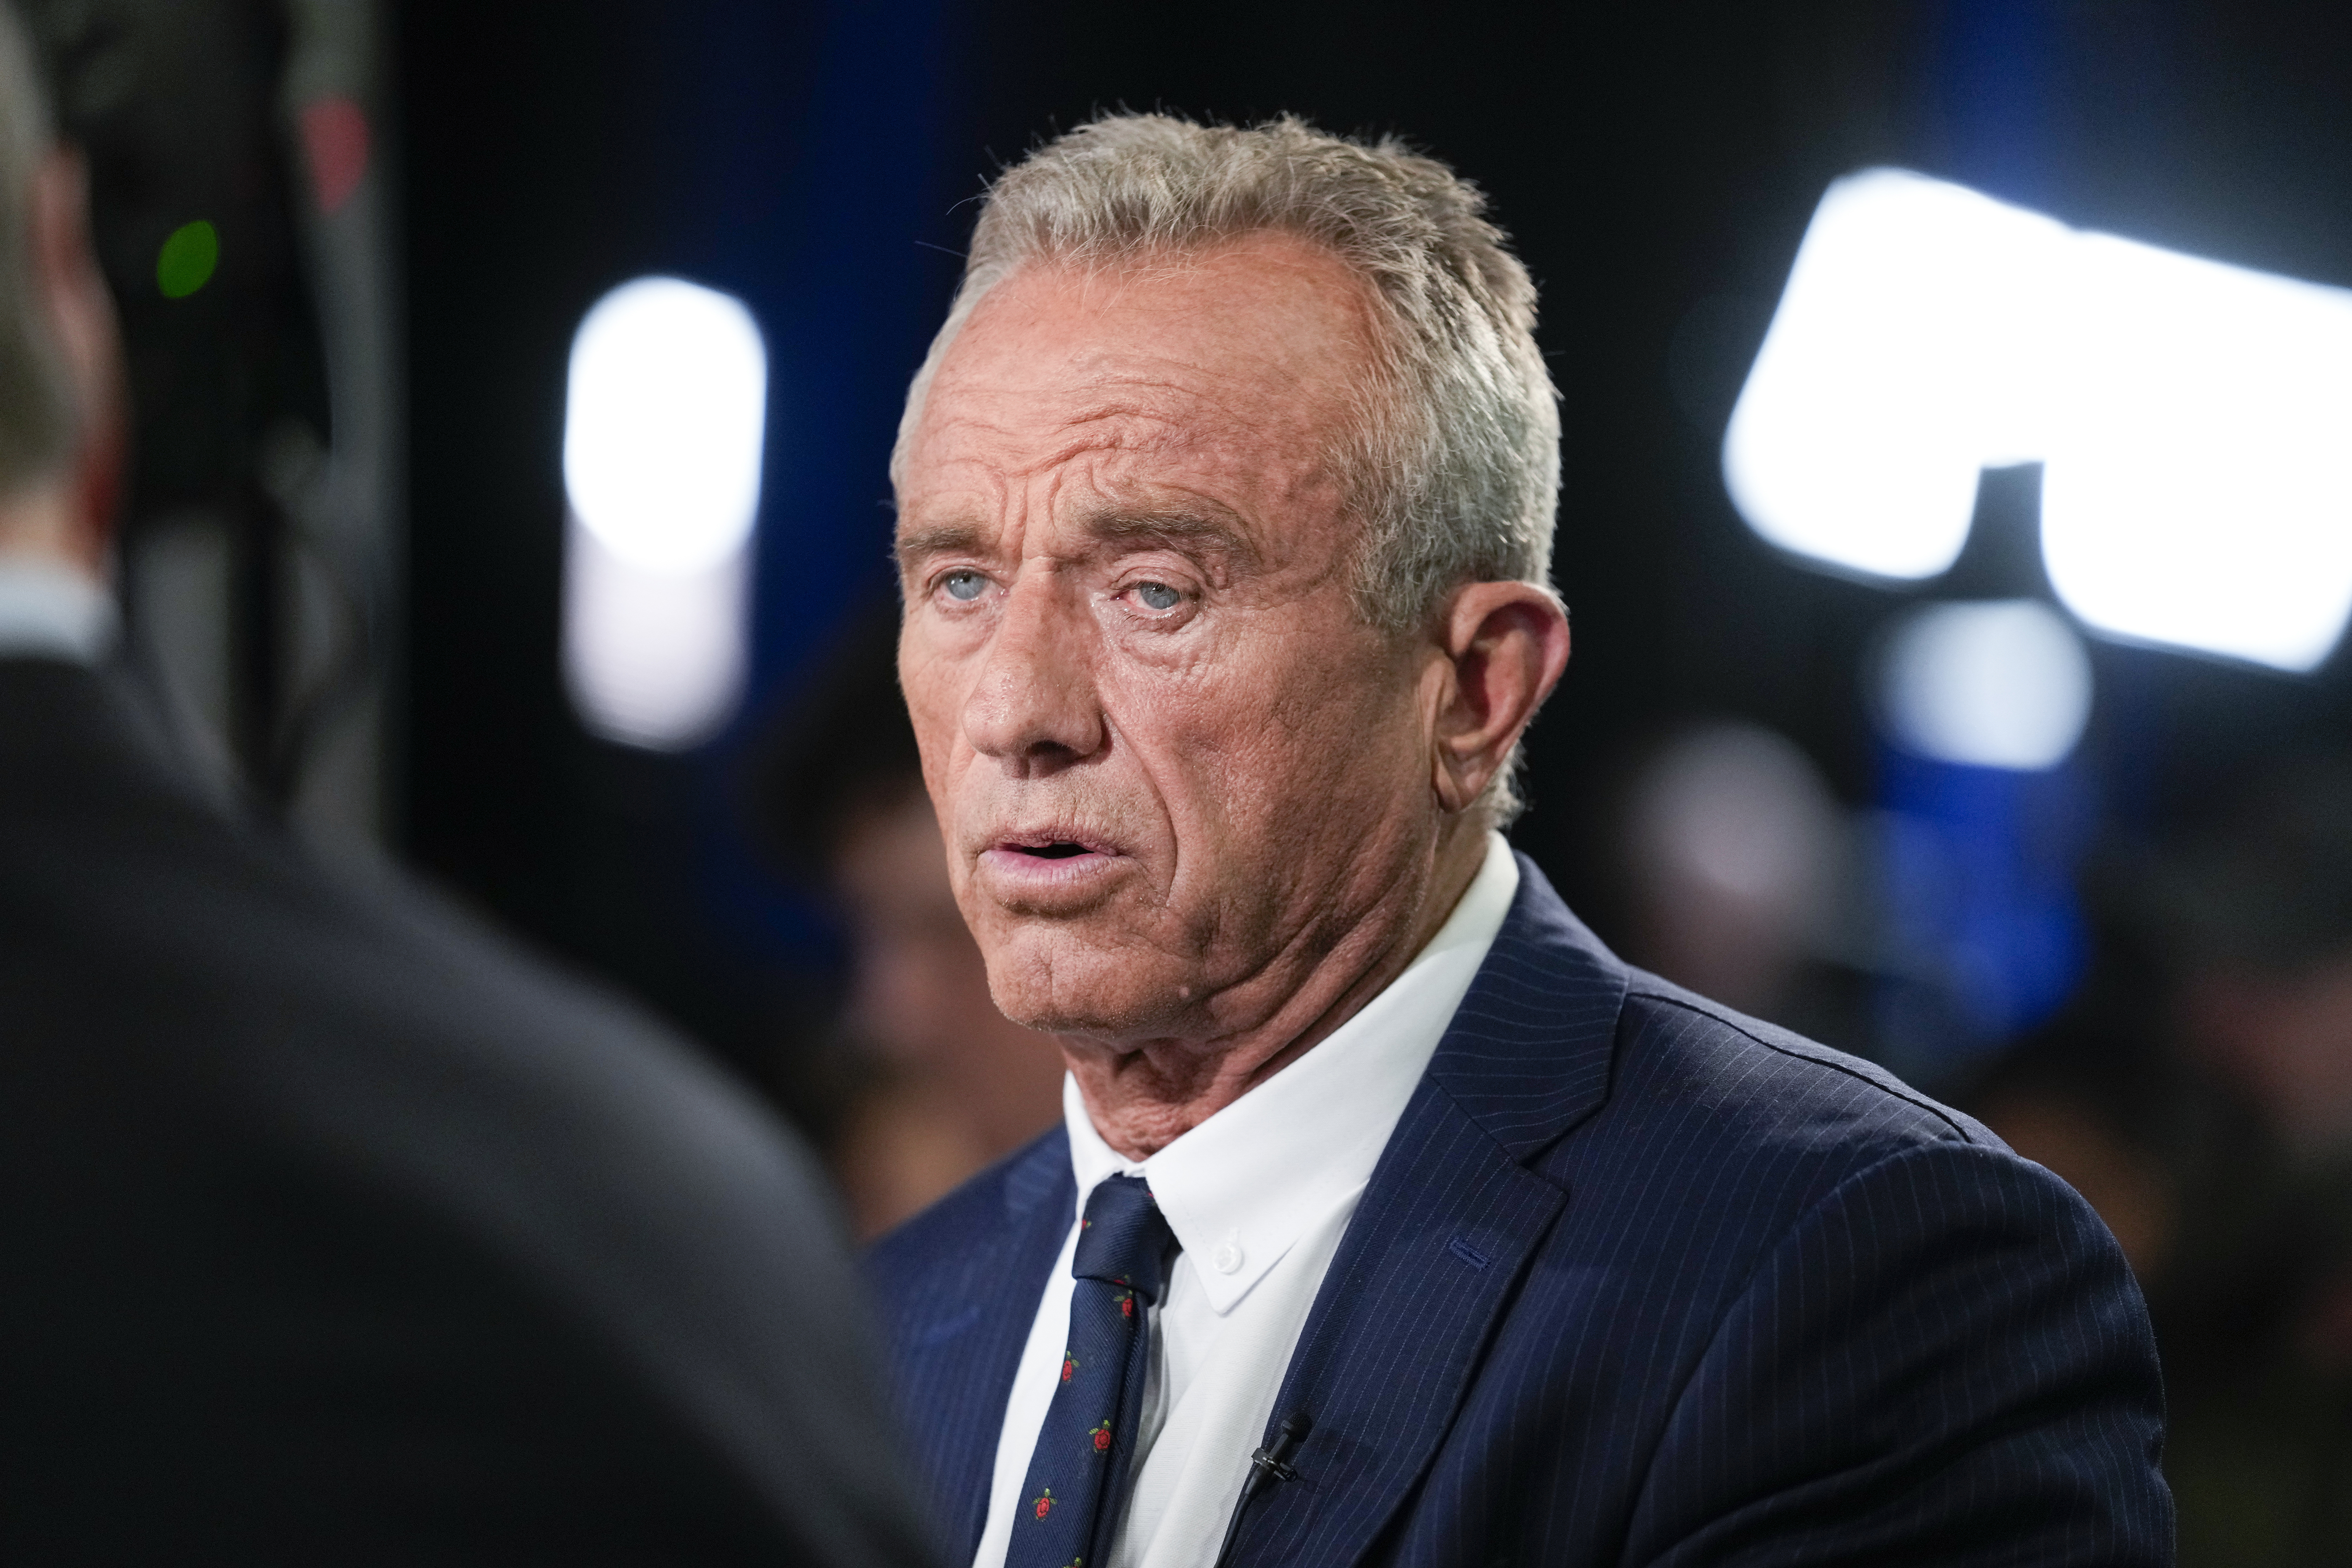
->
1213, 1236, 1243, 1274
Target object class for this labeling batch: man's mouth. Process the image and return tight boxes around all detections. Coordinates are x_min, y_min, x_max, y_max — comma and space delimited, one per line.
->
977, 832, 1123, 891
1013, 842, 1091, 860
994, 831, 1108, 860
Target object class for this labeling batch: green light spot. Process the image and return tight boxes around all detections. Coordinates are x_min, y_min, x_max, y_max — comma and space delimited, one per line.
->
156, 220, 219, 299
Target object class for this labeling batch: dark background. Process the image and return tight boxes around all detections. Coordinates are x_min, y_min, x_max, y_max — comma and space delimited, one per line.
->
395, 0, 2352, 1099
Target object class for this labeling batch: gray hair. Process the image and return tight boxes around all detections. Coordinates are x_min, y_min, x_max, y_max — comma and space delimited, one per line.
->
0, 0, 72, 498
893, 113, 1562, 821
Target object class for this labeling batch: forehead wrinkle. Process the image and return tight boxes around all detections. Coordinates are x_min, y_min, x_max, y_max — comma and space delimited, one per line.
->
949, 357, 1312, 442
902, 266, 1370, 575
1019, 415, 1343, 575
1057, 374, 1323, 442
918, 403, 1178, 494
1064, 498, 1264, 574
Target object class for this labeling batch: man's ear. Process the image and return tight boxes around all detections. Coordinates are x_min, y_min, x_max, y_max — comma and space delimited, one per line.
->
32, 147, 125, 569
1427, 581, 1571, 814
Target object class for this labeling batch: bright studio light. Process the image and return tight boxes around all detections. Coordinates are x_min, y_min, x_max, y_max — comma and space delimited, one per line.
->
1724, 170, 2068, 582
1877, 600, 2092, 771
2040, 232, 2352, 672
564, 277, 767, 576
561, 276, 766, 749
563, 513, 750, 750
1727, 169, 2352, 672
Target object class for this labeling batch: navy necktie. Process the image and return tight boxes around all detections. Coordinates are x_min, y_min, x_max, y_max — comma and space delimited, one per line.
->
1007, 1174, 1175, 1568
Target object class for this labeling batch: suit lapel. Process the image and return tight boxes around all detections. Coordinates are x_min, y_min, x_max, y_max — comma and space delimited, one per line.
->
1236, 857, 1628, 1568
897, 1134, 1074, 1562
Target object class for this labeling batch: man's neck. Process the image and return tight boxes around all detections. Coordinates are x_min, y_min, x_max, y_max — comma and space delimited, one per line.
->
1063, 819, 1491, 1160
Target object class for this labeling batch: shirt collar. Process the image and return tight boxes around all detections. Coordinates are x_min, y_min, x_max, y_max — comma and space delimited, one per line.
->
0, 554, 114, 664
1065, 832, 1521, 1314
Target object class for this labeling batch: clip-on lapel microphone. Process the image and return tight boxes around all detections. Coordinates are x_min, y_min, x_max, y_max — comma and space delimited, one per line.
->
1211, 1410, 1314, 1568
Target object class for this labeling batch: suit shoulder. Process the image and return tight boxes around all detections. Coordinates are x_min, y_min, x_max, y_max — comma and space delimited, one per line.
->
1520, 975, 2070, 1343
1611, 971, 2003, 1161
7, 722, 858, 1350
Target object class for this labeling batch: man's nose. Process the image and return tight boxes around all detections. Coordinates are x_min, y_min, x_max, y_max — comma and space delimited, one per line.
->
961, 567, 1105, 771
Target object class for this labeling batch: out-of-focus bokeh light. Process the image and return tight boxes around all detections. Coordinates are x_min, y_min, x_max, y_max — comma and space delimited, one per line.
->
298, 96, 372, 216
1728, 167, 2352, 672
156, 219, 220, 298
563, 277, 767, 576
1876, 598, 2092, 771
561, 276, 766, 749
563, 515, 750, 749
2041, 232, 2352, 672
1621, 723, 1846, 1020
1723, 169, 2066, 581
1630, 724, 1841, 916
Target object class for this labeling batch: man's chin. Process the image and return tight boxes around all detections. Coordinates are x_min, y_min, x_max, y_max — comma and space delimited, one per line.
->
979, 929, 1195, 1040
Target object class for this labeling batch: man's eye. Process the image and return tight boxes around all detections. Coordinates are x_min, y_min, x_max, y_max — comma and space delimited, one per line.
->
940, 570, 989, 602
1132, 581, 1183, 612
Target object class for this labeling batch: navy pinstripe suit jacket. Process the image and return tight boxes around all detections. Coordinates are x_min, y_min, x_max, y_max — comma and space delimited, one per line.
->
867, 856, 2172, 1566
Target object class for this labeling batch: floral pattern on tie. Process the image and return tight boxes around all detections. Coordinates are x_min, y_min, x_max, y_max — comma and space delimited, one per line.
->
1006, 1175, 1173, 1568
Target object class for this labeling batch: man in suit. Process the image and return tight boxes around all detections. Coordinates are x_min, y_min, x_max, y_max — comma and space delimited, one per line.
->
0, 11, 927, 1562
870, 112, 2171, 1566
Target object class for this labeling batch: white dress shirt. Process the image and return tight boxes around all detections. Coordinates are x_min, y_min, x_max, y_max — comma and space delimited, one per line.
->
0, 554, 113, 664
972, 833, 1521, 1568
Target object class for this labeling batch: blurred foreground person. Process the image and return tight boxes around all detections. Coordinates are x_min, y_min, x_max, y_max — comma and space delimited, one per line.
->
1974, 759, 2352, 1565
0, 14, 925, 1563
751, 607, 1064, 1239
870, 114, 2169, 1568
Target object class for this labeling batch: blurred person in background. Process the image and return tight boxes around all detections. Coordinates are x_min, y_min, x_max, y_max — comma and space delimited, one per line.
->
0, 9, 925, 1561
1973, 757, 2352, 1565
751, 604, 1065, 1239
868, 112, 2167, 1568
1584, 719, 1872, 1053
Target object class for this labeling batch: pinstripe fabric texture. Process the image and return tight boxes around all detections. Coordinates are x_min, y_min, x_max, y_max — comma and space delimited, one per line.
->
867, 857, 2172, 1566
